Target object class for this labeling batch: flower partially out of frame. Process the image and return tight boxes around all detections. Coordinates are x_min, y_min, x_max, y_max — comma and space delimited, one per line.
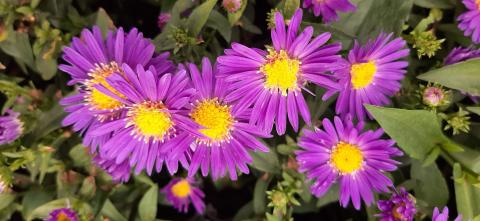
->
457, 0, 480, 44
302, 0, 356, 23
0, 109, 23, 145
432, 207, 462, 221
377, 187, 417, 221
45, 208, 79, 221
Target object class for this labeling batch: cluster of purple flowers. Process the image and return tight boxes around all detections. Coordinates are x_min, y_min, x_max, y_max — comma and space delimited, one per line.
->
58, 0, 478, 217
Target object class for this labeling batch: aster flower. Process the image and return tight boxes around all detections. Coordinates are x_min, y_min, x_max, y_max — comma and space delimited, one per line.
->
45, 208, 79, 221
158, 13, 171, 30
222, 0, 242, 13
90, 64, 199, 175
444, 46, 480, 65
332, 33, 409, 121
432, 207, 462, 221
60, 26, 174, 142
376, 187, 417, 221
168, 58, 270, 180
161, 177, 205, 214
458, 0, 480, 44
295, 116, 403, 210
217, 9, 343, 135
0, 109, 23, 145
302, 0, 356, 23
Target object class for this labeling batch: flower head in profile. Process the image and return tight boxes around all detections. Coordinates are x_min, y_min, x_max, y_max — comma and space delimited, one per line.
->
45, 208, 79, 221
444, 46, 480, 65
377, 187, 417, 221
332, 33, 409, 120
432, 207, 462, 221
158, 13, 171, 30
161, 178, 205, 214
295, 116, 402, 209
60, 26, 174, 143
168, 58, 270, 180
458, 0, 480, 44
0, 109, 23, 145
89, 65, 198, 175
218, 9, 343, 135
302, 0, 356, 23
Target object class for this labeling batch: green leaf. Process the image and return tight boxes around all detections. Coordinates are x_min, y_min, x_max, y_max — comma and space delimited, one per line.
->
418, 59, 480, 96
0, 32, 35, 69
250, 150, 280, 174
413, 0, 454, 9
24, 103, 66, 145
95, 8, 115, 36
101, 199, 128, 221
0, 193, 16, 211
228, 0, 247, 25
332, 0, 413, 47
450, 147, 480, 174
316, 183, 339, 208
422, 147, 441, 167
138, 186, 158, 221
22, 190, 54, 220
207, 10, 232, 42
253, 178, 269, 215
233, 201, 254, 221
453, 163, 480, 220
467, 107, 480, 116
282, 0, 300, 19
35, 57, 57, 80
186, 0, 218, 37
365, 105, 447, 159
411, 160, 449, 207
68, 144, 91, 168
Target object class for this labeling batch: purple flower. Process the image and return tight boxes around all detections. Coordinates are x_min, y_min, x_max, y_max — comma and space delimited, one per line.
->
168, 58, 270, 180
161, 177, 205, 214
60, 26, 174, 141
295, 116, 402, 210
432, 207, 462, 221
222, 0, 242, 13
45, 208, 79, 221
331, 33, 409, 121
89, 64, 199, 175
444, 46, 480, 65
377, 187, 417, 221
0, 109, 23, 145
92, 153, 131, 183
302, 0, 356, 23
158, 13, 171, 30
218, 9, 343, 135
457, 0, 480, 44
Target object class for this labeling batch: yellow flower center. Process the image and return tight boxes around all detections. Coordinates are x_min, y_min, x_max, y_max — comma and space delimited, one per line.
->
330, 142, 364, 174
56, 212, 72, 221
350, 61, 377, 89
85, 62, 125, 111
261, 49, 300, 96
127, 101, 174, 142
171, 179, 191, 198
392, 204, 405, 221
190, 99, 234, 144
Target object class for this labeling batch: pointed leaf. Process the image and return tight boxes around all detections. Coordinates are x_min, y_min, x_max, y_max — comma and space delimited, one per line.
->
138, 186, 158, 221
453, 163, 480, 220
411, 160, 449, 207
186, 0, 218, 37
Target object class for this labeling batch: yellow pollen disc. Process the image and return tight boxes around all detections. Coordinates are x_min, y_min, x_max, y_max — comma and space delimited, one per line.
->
392, 204, 405, 221
56, 212, 71, 221
171, 179, 191, 198
350, 61, 377, 90
330, 142, 364, 174
128, 101, 174, 142
190, 99, 234, 143
86, 62, 125, 111
261, 49, 300, 96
